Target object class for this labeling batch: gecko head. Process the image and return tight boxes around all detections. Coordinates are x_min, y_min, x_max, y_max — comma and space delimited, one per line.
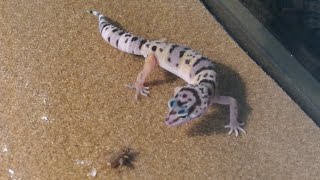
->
165, 84, 211, 126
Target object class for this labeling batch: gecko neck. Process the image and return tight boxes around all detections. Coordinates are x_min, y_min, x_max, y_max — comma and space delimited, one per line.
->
194, 70, 217, 98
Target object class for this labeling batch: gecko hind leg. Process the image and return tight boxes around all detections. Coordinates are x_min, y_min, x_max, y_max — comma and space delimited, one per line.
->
127, 54, 157, 100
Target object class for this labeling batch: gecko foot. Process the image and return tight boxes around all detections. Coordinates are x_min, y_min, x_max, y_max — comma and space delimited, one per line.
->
225, 121, 246, 137
126, 83, 150, 100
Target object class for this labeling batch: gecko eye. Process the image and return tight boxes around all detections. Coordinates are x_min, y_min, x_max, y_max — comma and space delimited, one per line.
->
168, 98, 176, 108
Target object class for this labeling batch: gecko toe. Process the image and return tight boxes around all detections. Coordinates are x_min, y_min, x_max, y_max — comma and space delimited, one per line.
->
140, 91, 149, 96
238, 127, 246, 134
127, 83, 151, 99
225, 123, 245, 136
142, 89, 150, 94
235, 129, 239, 137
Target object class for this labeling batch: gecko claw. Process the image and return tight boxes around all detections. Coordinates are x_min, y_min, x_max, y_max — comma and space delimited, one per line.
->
142, 89, 150, 94
225, 122, 246, 137
140, 90, 149, 96
127, 83, 150, 99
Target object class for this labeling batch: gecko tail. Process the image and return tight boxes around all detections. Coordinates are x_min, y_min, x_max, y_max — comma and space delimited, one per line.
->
88, 10, 146, 56
87, 10, 100, 17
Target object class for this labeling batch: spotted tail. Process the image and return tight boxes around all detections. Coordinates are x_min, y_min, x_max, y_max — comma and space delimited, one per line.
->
88, 10, 147, 56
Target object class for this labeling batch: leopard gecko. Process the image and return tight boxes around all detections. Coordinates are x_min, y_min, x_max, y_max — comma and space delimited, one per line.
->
88, 10, 245, 136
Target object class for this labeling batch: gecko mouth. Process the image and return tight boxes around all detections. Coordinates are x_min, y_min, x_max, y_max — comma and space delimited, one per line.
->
165, 116, 181, 126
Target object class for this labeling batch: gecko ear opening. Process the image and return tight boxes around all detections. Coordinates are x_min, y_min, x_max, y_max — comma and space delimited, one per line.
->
174, 86, 182, 96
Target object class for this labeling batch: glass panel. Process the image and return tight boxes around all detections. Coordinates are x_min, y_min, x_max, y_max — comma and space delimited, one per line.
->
239, 0, 320, 81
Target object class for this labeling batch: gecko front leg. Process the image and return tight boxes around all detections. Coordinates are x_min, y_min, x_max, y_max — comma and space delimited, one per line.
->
212, 96, 246, 136
128, 54, 158, 100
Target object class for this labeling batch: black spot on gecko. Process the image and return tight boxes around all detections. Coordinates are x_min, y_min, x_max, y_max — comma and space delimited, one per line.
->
176, 63, 179, 67
182, 94, 187, 98
179, 51, 186, 58
172, 117, 181, 123
100, 23, 110, 33
185, 59, 190, 64
131, 37, 138, 41
139, 39, 147, 50
203, 73, 208, 78
146, 44, 150, 48
159, 48, 163, 52
168, 58, 171, 62
193, 57, 207, 67
208, 89, 212, 96
107, 37, 111, 42
180, 87, 201, 114
112, 28, 118, 32
116, 40, 119, 47
194, 66, 215, 76
209, 75, 214, 78
199, 80, 215, 97
188, 98, 192, 101
152, 46, 157, 51
118, 31, 125, 36
169, 45, 178, 53
125, 39, 128, 43
125, 34, 131, 37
